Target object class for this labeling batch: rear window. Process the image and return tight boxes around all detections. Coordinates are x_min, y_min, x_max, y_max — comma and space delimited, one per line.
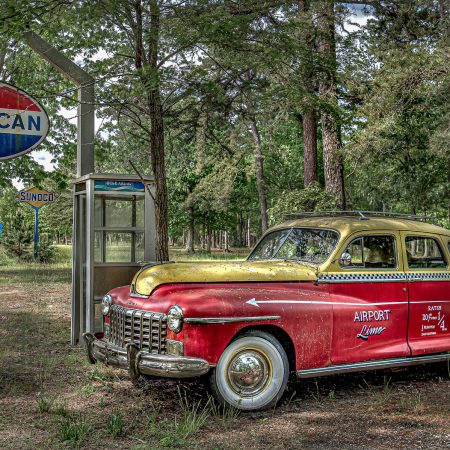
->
405, 236, 447, 269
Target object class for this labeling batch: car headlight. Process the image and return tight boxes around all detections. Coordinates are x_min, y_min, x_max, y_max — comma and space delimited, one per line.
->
167, 305, 183, 333
102, 294, 112, 316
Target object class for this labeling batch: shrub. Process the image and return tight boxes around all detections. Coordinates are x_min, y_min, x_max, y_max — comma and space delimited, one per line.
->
2, 209, 55, 263
267, 182, 338, 226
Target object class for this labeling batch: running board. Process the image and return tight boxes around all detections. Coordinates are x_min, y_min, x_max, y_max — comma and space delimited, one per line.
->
297, 353, 449, 378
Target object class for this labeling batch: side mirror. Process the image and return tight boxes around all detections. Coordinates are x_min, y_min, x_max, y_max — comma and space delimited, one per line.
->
339, 252, 352, 266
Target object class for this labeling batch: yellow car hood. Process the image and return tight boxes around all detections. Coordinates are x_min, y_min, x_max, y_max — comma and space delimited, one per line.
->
132, 259, 318, 296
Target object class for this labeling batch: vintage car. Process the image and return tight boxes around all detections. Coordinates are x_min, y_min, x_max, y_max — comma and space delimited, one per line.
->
84, 212, 450, 411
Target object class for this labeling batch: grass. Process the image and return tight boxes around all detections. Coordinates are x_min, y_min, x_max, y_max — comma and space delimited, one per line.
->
107, 411, 124, 437
0, 243, 249, 289
37, 395, 54, 413
146, 390, 211, 447
209, 397, 241, 430
0, 243, 449, 449
59, 415, 90, 446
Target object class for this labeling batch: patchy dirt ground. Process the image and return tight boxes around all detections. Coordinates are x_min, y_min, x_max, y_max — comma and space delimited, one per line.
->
0, 276, 449, 449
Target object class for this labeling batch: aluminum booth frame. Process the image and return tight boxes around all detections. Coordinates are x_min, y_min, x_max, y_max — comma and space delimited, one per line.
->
71, 173, 156, 345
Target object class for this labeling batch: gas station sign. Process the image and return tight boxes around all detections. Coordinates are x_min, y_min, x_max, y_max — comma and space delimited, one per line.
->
19, 187, 55, 208
0, 82, 50, 160
18, 187, 55, 259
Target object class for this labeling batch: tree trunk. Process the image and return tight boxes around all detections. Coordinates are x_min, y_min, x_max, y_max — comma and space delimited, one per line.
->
206, 224, 211, 253
297, 0, 318, 187
316, 0, 345, 209
250, 116, 268, 233
140, 0, 169, 261
223, 231, 230, 253
185, 206, 194, 253
302, 110, 318, 187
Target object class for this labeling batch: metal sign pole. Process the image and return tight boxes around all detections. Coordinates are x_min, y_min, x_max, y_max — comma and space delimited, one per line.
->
33, 207, 39, 259
23, 31, 95, 177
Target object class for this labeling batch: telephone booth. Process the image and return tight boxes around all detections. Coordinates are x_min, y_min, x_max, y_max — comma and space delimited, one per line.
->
71, 174, 156, 344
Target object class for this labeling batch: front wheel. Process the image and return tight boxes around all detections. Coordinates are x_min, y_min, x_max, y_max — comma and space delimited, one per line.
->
209, 330, 289, 411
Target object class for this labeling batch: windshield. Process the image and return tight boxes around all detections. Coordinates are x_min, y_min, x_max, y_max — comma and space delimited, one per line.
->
248, 227, 339, 264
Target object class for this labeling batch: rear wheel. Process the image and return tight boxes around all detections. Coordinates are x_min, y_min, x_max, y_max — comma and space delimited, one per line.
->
209, 330, 289, 411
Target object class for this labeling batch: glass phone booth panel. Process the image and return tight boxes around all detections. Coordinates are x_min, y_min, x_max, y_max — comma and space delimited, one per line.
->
71, 174, 155, 345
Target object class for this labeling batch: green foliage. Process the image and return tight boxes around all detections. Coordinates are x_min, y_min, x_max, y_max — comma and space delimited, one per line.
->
268, 183, 338, 226
1, 0, 449, 252
2, 207, 55, 263
59, 415, 90, 446
2, 208, 33, 261
107, 411, 124, 437
37, 395, 54, 413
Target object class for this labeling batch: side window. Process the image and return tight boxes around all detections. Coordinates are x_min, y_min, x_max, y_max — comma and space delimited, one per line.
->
405, 236, 447, 269
342, 235, 397, 269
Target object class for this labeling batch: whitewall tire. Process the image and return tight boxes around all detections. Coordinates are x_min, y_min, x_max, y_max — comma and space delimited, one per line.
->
210, 330, 289, 411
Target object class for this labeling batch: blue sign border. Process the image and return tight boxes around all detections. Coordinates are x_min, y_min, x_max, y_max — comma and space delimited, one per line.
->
0, 82, 50, 161
94, 180, 145, 193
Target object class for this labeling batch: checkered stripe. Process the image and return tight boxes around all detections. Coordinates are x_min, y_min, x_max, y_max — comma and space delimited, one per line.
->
318, 272, 450, 283
407, 272, 450, 281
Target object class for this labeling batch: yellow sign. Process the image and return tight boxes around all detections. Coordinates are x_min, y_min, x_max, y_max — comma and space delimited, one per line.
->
19, 187, 55, 209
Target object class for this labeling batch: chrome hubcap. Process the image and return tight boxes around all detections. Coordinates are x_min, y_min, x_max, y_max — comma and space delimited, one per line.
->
227, 350, 270, 397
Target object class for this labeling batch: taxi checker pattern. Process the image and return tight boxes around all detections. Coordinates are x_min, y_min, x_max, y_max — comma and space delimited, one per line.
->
318, 272, 450, 283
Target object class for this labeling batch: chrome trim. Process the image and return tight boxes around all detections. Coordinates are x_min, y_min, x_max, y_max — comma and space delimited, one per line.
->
83, 333, 209, 378
408, 272, 450, 281
167, 304, 183, 333
227, 350, 270, 397
130, 283, 149, 299
108, 305, 167, 353
318, 272, 450, 283
318, 273, 406, 283
184, 315, 281, 324
167, 339, 184, 356
297, 353, 450, 378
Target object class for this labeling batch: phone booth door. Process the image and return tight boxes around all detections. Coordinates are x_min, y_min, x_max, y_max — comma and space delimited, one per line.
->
72, 174, 155, 344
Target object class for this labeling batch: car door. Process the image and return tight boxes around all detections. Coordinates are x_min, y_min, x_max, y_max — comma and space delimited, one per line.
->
326, 232, 410, 365
402, 232, 450, 355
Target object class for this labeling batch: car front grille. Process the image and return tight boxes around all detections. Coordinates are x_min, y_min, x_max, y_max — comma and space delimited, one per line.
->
107, 305, 167, 354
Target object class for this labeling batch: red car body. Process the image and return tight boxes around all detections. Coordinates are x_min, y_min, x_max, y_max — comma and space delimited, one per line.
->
85, 214, 450, 410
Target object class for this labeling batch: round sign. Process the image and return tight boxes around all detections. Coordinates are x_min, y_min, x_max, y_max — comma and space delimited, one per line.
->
0, 82, 50, 160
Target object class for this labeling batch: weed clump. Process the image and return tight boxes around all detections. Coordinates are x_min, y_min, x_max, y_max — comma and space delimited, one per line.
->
107, 411, 124, 437
37, 396, 54, 413
59, 415, 90, 446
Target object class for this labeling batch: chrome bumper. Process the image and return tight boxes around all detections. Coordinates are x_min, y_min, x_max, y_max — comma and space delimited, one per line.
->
82, 333, 210, 379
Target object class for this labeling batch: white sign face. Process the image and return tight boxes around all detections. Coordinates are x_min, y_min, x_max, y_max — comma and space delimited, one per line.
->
0, 82, 50, 160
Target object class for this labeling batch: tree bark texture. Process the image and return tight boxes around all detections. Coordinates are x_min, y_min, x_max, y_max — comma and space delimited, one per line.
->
302, 109, 318, 186
185, 206, 195, 253
297, 0, 318, 187
146, 0, 169, 260
316, 0, 345, 209
250, 116, 268, 233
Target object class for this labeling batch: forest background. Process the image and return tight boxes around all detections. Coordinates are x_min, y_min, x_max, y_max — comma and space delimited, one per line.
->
1, 0, 449, 261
